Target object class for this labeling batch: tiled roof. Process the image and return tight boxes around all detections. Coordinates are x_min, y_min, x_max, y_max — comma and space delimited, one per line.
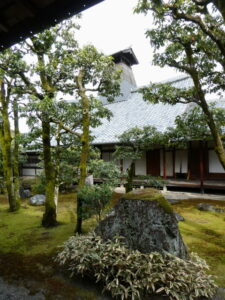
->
92, 91, 188, 144
92, 75, 225, 145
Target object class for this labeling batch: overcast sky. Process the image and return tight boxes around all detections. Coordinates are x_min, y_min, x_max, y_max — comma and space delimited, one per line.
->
76, 0, 180, 86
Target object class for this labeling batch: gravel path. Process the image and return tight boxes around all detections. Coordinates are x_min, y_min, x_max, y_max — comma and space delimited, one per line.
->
0, 278, 45, 300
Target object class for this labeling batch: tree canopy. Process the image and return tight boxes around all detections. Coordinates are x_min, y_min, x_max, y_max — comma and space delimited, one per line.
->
135, 0, 225, 170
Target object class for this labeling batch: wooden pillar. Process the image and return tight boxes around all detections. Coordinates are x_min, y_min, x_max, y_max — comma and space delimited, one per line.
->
163, 148, 166, 179
200, 141, 204, 194
172, 148, 176, 178
120, 159, 123, 173
187, 141, 191, 180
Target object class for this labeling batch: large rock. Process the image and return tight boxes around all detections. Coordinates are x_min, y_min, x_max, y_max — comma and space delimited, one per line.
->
96, 189, 188, 259
19, 187, 31, 199
197, 203, 224, 213
29, 194, 45, 206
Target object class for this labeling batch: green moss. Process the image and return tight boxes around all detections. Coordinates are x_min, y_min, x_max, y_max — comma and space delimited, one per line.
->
0, 193, 77, 255
122, 188, 173, 214
173, 199, 225, 287
1, 191, 225, 290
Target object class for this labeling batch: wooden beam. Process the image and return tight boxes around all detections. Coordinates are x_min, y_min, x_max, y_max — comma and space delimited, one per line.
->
17, 0, 38, 17
0, 0, 105, 50
0, 23, 8, 32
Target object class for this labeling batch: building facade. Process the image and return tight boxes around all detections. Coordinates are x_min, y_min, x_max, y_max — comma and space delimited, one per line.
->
92, 48, 225, 181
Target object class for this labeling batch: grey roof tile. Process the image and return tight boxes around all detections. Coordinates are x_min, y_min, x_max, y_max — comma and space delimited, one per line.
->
92, 76, 225, 145
92, 92, 188, 144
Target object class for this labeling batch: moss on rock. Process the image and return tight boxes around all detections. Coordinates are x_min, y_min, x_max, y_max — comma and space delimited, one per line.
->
121, 188, 173, 214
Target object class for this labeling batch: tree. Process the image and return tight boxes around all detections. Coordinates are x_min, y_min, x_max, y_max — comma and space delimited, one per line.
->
12, 20, 81, 227
0, 50, 23, 211
166, 104, 225, 148
113, 126, 165, 192
21, 42, 120, 231
71, 45, 121, 233
135, 0, 225, 170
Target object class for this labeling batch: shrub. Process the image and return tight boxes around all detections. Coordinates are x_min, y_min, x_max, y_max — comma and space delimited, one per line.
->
56, 234, 217, 300
89, 159, 121, 187
78, 184, 112, 222
31, 174, 46, 195
137, 175, 167, 189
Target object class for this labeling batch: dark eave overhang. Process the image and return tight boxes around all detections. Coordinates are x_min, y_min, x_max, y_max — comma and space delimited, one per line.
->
0, 0, 104, 50
112, 48, 139, 66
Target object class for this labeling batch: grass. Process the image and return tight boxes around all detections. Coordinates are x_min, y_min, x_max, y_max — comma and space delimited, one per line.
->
0, 193, 77, 255
0, 192, 225, 289
173, 199, 225, 287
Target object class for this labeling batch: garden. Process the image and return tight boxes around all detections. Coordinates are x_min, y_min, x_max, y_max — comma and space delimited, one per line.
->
0, 189, 225, 299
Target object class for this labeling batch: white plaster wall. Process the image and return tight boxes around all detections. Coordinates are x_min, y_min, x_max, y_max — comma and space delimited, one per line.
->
135, 153, 147, 175
123, 159, 132, 172
209, 150, 225, 173
175, 150, 188, 173
22, 168, 36, 176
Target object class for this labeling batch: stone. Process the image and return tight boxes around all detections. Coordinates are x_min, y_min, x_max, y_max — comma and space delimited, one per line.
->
29, 194, 45, 206
85, 174, 94, 185
19, 187, 31, 199
197, 203, 224, 213
96, 188, 188, 259
174, 212, 185, 222
211, 288, 225, 300
168, 199, 181, 205
143, 288, 225, 300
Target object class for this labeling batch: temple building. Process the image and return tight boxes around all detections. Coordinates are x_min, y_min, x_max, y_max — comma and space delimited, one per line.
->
91, 48, 225, 190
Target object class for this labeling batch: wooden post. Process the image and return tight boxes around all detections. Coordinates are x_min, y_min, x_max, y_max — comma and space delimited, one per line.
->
172, 148, 176, 178
120, 159, 123, 173
187, 141, 191, 180
163, 148, 166, 179
200, 141, 204, 194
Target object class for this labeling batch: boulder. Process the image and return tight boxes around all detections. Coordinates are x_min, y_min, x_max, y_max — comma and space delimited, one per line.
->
197, 203, 224, 213
19, 187, 31, 199
168, 199, 181, 205
96, 189, 188, 259
29, 194, 45, 206
174, 212, 185, 222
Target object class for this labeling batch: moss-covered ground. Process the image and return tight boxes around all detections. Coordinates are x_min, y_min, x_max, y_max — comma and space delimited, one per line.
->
0, 192, 225, 297
173, 199, 225, 287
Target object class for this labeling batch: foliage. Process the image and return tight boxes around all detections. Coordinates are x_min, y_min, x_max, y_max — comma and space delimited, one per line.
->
136, 175, 168, 189
77, 184, 112, 222
135, 0, 225, 170
113, 126, 165, 192
31, 173, 46, 195
114, 126, 165, 161
89, 159, 121, 187
165, 104, 225, 148
56, 233, 217, 300
3, 20, 120, 227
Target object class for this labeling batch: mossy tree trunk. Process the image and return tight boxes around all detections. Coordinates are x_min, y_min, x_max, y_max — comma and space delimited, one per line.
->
41, 116, 57, 227
54, 124, 61, 213
13, 96, 20, 205
125, 160, 135, 193
75, 70, 90, 234
32, 49, 58, 228
186, 48, 225, 171
0, 79, 20, 211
